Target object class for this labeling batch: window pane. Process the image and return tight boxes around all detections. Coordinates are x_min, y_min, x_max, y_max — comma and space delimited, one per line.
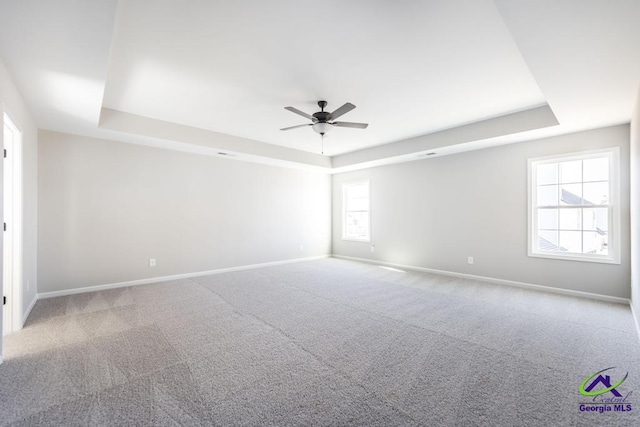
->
537, 185, 558, 206
538, 209, 558, 230
538, 230, 559, 251
583, 157, 608, 182
560, 184, 582, 205
346, 182, 369, 211
559, 209, 581, 230
559, 230, 581, 253
347, 183, 367, 199
346, 183, 369, 211
560, 160, 582, 184
583, 231, 608, 255
583, 182, 609, 205
345, 212, 369, 239
347, 197, 368, 211
537, 163, 558, 185
583, 208, 608, 232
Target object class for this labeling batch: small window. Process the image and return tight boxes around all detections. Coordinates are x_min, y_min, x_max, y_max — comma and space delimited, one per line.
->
528, 148, 620, 264
343, 180, 370, 241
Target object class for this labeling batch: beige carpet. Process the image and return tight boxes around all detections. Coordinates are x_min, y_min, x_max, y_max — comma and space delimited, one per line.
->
1, 258, 639, 425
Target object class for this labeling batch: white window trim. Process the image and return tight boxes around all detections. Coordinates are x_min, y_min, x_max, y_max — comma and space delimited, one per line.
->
342, 179, 371, 242
527, 147, 620, 264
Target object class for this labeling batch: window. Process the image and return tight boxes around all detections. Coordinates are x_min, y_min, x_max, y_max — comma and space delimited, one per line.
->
343, 180, 370, 241
528, 148, 619, 264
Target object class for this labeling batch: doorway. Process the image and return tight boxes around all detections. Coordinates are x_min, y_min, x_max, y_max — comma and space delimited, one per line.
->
3, 113, 23, 336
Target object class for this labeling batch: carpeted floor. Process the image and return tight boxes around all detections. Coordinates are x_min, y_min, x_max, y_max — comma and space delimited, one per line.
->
1, 258, 639, 426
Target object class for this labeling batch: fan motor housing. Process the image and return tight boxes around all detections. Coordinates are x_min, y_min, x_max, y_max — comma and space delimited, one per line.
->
312, 111, 330, 123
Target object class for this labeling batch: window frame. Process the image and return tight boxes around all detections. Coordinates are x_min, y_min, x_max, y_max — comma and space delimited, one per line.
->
527, 148, 620, 264
342, 179, 371, 242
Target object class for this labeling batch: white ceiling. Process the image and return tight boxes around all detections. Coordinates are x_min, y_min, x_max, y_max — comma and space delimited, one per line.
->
1, 0, 639, 170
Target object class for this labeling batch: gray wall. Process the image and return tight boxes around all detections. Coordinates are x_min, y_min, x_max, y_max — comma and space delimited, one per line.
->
631, 87, 640, 325
333, 125, 631, 299
0, 59, 38, 339
38, 131, 331, 293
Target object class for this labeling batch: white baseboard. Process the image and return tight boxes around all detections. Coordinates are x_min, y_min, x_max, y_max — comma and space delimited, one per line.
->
37, 255, 330, 299
332, 254, 631, 305
21, 294, 38, 328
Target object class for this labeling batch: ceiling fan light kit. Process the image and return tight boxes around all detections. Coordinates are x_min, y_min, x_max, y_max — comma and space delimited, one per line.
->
281, 100, 369, 137
312, 122, 332, 134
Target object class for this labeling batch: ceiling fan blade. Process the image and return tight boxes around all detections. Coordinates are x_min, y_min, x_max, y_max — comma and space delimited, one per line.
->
284, 106, 314, 121
333, 121, 368, 129
329, 102, 356, 120
280, 123, 312, 131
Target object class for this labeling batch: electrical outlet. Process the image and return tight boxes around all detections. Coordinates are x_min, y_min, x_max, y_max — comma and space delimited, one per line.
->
299, 244, 303, 251
149, 258, 156, 267
468, 257, 474, 265
371, 245, 376, 253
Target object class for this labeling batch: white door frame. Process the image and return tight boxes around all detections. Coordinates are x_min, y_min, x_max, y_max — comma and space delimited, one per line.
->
3, 112, 23, 336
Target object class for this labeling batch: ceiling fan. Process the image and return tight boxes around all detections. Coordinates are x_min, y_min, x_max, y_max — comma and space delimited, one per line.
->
280, 101, 368, 136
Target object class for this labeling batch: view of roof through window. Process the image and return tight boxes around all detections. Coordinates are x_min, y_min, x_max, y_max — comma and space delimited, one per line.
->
535, 155, 609, 256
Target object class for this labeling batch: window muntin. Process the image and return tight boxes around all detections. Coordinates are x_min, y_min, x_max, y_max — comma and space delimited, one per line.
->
528, 149, 619, 264
343, 180, 370, 241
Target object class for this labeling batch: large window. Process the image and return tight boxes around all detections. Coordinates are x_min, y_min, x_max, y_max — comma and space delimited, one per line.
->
343, 180, 370, 241
528, 148, 619, 264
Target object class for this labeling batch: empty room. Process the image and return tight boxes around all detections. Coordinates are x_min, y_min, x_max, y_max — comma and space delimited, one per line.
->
1, 0, 640, 425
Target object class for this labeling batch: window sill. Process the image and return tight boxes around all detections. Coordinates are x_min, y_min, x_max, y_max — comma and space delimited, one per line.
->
342, 237, 371, 243
528, 251, 620, 265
